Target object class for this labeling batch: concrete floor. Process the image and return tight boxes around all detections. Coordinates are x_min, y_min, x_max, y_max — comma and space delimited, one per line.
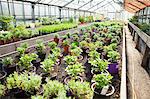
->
126, 26, 150, 99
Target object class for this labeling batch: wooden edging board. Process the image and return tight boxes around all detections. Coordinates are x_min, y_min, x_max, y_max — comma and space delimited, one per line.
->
120, 26, 127, 99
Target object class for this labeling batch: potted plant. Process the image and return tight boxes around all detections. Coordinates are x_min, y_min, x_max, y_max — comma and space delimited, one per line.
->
43, 80, 67, 98
40, 58, 56, 83
0, 16, 13, 31
54, 34, 59, 44
91, 73, 115, 96
0, 83, 6, 97
17, 43, 29, 57
67, 80, 93, 99
79, 41, 88, 52
48, 41, 57, 51
2, 57, 16, 75
62, 40, 70, 55
88, 50, 100, 60
79, 16, 84, 24
17, 53, 38, 72
95, 41, 103, 53
64, 62, 84, 84
35, 40, 46, 61
70, 47, 83, 61
89, 58, 109, 74
64, 55, 77, 65
107, 50, 120, 74
6, 72, 42, 98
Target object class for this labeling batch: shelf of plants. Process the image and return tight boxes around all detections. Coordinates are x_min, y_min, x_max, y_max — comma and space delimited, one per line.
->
0, 21, 124, 99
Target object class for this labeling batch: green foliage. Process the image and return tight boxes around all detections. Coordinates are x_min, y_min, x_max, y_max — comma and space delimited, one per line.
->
70, 47, 83, 56
65, 62, 84, 79
43, 80, 66, 98
79, 16, 84, 23
63, 40, 69, 46
18, 53, 38, 69
2, 57, 13, 67
64, 55, 77, 65
0, 16, 14, 30
93, 73, 113, 89
38, 23, 77, 34
36, 40, 46, 53
103, 43, 117, 53
67, 80, 93, 99
31, 95, 43, 99
6, 72, 42, 93
41, 58, 54, 73
89, 50, 100, 60
79, 41, 88, 48
0, 83, 6, 97
17, 43, 29, 56
48, 41, 57, 49
138, 23, 150, 35
69, 17, 74, 23
107, 51, 120, 63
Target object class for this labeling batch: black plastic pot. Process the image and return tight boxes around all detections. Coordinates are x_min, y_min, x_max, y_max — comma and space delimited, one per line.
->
0, 71, 7, 84
32, 58, 41, 68
12, 89, 31, 98
4, 65, 16, 75
37, 52, 46, 62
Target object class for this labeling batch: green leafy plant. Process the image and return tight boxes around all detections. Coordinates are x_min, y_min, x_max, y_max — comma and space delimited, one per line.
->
36, 40, 46, 54
0, 16, 14, 30
64, 55, 77, 65
6, 72, 42, 93
41, 58, 54, 73
2, 57, 13, 67
93, 73, 113, 89
89, 50, 100, 60
107, 51, 120, 63
79, 16, 84, 23
43, 80, 66, 98
70, 47, 83, 57
67, 80, 93, 99
103, 43, 117, 53
79, 41, 88, 49
65, 62, 84, 80
48, 41, 57, 49
17, 43, 29, 56
63, 40, 69, 46
0, 83, 6, 97
31, 95, 43, 99
18, 53, 38, 69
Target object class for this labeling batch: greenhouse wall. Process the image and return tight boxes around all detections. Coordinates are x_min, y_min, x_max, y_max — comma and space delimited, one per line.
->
136, 6, 150, 24
0, 0, 94, 25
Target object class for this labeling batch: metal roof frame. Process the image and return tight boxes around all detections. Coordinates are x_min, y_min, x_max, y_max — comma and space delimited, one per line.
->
63, 0, 75, 7
15, 0, 94, 13
91, 0, 113, 11
77, 0, 93, 9
87, 0, 105, 10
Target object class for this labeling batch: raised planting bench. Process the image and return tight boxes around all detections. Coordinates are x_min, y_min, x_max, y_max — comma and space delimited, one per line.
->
0, 23, 92, 57
128, 22, 150, 74
0, 23, 127, 99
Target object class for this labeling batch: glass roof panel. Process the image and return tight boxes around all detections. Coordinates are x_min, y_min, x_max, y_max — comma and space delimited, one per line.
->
88, 0, 109, 12
66, 0, 91, 9
47, 0, 72, 6
26, 0, 38, 2
79, 0, 104, 10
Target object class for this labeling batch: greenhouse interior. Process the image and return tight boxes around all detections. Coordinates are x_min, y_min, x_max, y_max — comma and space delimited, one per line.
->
0, 0, 150, 99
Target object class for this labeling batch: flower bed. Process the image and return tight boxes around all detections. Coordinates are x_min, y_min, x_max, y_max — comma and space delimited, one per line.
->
0, 21, 123, 99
